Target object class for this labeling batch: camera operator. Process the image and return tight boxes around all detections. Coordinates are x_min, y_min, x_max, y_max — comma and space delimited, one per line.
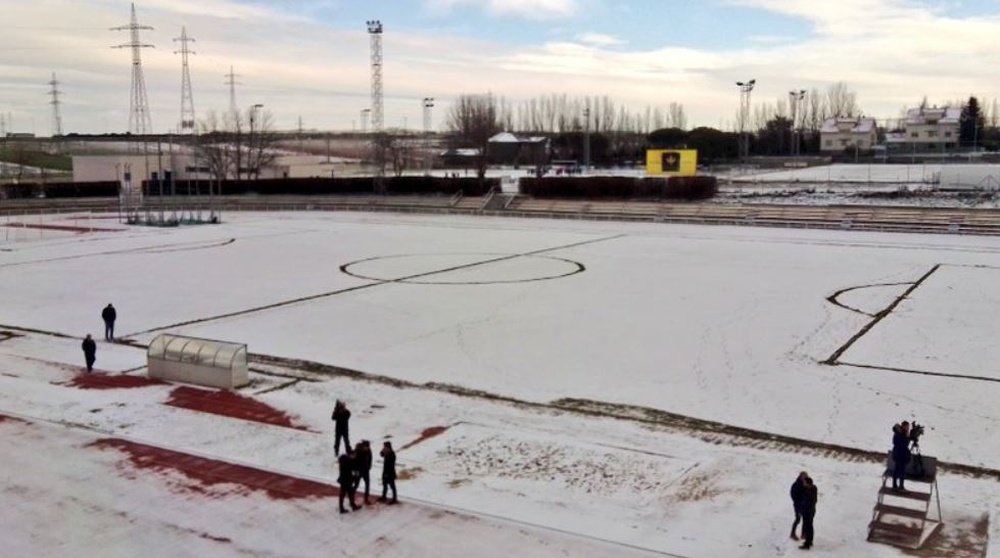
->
891, 421, 912, 492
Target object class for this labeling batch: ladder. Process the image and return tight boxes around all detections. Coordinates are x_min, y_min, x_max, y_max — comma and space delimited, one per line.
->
867, 452, 943, 549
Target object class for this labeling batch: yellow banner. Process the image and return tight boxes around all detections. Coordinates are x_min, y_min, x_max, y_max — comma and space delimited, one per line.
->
646, 149, 698, 176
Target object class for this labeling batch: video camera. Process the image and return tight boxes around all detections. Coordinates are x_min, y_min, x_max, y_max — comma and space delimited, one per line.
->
909, 421, 925, 446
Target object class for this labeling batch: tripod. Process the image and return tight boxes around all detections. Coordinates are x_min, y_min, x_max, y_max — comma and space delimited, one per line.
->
910, 440, 925, 478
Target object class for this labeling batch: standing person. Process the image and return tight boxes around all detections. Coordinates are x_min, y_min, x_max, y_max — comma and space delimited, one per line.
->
101, 303, 117, 341
379, 441, 397, 504
354, 441, 373, 505
789, 471, 808, 540
337, 449, 360, 513
892, 422, 912, 492
799, 476, 818, 550
81, 334, 97, 373
331, 400, 351, 455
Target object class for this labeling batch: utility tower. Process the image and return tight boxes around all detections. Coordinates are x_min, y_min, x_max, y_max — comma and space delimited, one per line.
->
367, 20, 385, 194
48, 72, 64, 137
174, 27, 196, 132
225, 66, 241, 119
112, 2, 154, 135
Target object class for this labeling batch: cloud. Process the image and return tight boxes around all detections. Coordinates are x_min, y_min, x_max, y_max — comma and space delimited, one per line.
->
427, 0, 578, 19
575, 33, 623, 47
4, 0, 1000, 135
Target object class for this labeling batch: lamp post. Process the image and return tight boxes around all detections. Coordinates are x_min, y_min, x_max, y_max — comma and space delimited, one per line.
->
736, 79, 756, 161
249, 103, 263, 179
422, 97, 434, 174
789, 89, 806, 156
582, 106, 591, 173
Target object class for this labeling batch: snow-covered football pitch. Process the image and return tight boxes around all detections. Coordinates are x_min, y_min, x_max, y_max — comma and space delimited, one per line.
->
2, 210, 1000, 557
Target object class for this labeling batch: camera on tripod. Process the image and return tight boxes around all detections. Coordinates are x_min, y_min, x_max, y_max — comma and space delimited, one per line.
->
909, 421, 925, 448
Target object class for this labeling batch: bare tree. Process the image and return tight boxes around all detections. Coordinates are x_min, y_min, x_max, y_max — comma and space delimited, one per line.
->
826, 82, 859, 118
447, 93, 501, 179
197, 107, 278, 182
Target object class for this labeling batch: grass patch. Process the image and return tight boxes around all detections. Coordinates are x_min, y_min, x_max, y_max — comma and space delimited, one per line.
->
0, 146, 72, 172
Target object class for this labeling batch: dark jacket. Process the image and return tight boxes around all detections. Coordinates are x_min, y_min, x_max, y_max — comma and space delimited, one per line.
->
102, 305, 117, 323
333, 407, 351, 434
381, 448, 396, 481
357, 446, 372, 473
82, 338, 97, 358
790, 479, 805, 510
892, 427, 911, 461
337, 454, 354, 485
800, 484, 818, 515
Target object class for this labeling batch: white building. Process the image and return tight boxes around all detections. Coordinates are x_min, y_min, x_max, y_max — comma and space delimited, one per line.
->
72, 152, 361, 183
819, 117, 878, 153
885, 106, 961, 152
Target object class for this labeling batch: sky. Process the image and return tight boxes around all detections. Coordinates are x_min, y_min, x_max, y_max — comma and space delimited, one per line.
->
1, 0, 1000, 135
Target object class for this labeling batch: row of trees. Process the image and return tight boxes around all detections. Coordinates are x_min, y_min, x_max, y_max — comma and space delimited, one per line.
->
196, 108, 278, 182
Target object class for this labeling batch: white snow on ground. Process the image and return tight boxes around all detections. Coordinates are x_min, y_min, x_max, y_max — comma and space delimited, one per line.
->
842, 264, 1000, 380
34, 212, 990, 466
729, 164, 942, 184
0, 413, 652, 558
1, 210, 999, 556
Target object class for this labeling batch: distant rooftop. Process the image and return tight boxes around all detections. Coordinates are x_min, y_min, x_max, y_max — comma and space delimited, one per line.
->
820, 117, 877, 134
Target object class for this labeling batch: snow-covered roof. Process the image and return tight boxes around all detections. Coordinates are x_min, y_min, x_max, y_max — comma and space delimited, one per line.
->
488, 132, 548, 144
904, 106, 961, 126
489, 132, 521, 143
820, 117, 877, 135
440, 148, 481, 157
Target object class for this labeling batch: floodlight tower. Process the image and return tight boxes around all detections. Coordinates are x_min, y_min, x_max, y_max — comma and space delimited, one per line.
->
361, 108, 371, 134
112, 2, 154, 135
48, 72, 64, 137
422, 97, 434, 134
174, 27, 197, 132
422, 98, 435, 173
789, 89, 806, 156
736, 79, 756, 160
367, 19, 385, 194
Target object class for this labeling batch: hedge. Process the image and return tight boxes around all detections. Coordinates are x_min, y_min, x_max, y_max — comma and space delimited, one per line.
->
2, 176, 497, 199
519, 176, 717, 200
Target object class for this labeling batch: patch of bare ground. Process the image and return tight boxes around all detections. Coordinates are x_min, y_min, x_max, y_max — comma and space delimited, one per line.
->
904, 513, 989, 558
670, 471, 730, 503
397, 467, 423, 481
436, 435, 681, 496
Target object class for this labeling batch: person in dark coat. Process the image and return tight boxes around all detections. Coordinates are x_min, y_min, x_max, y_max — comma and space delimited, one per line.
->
81, 334, 97, 372
891, 422, 911, 492
379, 441, 397, 504
337, 449, 360, 513
331, 400, 351, 455
353, 441, 373, 505
789, 471, 808, 540
101, 304, 117, 341
799, 476, 817, 550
